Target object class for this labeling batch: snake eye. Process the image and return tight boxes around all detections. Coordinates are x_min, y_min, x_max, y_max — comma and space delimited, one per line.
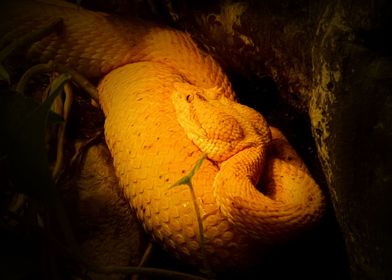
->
186, 94, 194, 103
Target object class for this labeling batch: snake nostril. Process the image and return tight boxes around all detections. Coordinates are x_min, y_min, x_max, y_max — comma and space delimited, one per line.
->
186, 94, 193, 102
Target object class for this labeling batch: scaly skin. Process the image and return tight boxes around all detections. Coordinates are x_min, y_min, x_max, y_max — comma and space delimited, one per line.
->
1, 0, 325, 269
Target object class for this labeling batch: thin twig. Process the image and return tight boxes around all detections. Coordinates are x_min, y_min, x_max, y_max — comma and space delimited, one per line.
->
54, 63, 99, 102
52, 82, 73, 183
16, 61, 99, 103
131, 242, 154, 280
43, 74, 79, 252
68, 131, 103, 172
138, 242, 154, 267
16, 62, 54, 93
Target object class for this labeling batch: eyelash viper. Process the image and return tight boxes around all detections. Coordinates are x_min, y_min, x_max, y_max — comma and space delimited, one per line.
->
0, 0, 325, 270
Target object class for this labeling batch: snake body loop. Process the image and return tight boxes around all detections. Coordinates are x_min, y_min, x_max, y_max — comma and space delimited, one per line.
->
1, 0, 325, 269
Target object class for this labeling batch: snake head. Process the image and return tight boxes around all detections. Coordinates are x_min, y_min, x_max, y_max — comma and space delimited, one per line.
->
171, 83, 271, 162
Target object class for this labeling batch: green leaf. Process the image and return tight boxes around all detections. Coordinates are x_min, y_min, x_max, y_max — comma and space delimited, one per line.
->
170, 154, 206, 188
0, 73, 70, 201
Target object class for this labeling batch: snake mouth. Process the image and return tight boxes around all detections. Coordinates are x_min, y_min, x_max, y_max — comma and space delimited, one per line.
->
255, 171, 278, 199
255, 178, 269, 196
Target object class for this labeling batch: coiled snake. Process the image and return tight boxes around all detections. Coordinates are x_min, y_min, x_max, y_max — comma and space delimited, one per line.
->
1, 0, 325, 269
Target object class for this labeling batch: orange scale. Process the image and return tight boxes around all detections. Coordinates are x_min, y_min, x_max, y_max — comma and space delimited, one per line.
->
173, 233, 186, 245
187, 240, 200, 251
221, 231, 234, 242
183, 225, 196, 239
168, 217, 182, 232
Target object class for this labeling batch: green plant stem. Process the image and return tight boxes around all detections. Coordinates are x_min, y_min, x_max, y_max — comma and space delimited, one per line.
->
188, 181, 212, 278
16, 62, 99, 102
170, 154, 214, 278
16, 63, 54, 93
52, 82, 73, 183
43, 74, 79, 252
54, 63, 99, 102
